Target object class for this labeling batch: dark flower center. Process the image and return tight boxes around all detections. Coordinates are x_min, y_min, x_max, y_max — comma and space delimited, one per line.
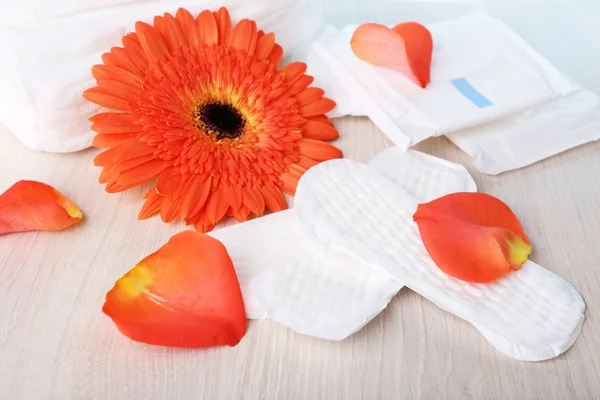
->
196, 102, 245, 141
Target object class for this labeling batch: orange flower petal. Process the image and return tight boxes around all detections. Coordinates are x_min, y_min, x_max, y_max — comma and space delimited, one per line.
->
102, 231, 246, 348
105, 179, 129, 192
96, 79, 140, 101
107, 47, 141, 77
99, 52, 116, 68
351, 22, 432, 88
92, 133, 138, 148
121, 33, 149, 75
90, 112, 139, 134
187, 177, 212, 219
224, 186, 243, 210
205, 190, 229, 225
104, 180, 130, 192
178, 175, 210, 221
259, 185, 287, 213
92, 65, 143, 89
0, 181, 83, 235
242, 187, 265, 216
413, 192, 532, 283
113, 139, 155, 162
160, 194, 181, 223
176, 8, 201, 48
279, 62, 307, 81
213, 7, 232, 46
196, 10, 218, 47
135, 21, 171, 63
267, 44, 283, 67
99, 167, 113, 184
116, 159, 166, 189
255, 32, 275, 60
194, 221, 215, 234
155, 168, 179, 196
295, 156, 319, 171
228, 204, 251, 223
152, 16, 169, 46
83, 87, 130, 111
296, 87, 325, 106
94, 147, 118, 167
279, 171, 299, 196
105, 154, 156, 178
156, 174, 190, 222
138, 188, 163, 220
309, 115, 335, 127
297, 138, 343, 161
287, 75, 314, 95
303, 120, 339, 140
164, 12, 187, 49
301, 97, 336, 117
230, 19, 257, 55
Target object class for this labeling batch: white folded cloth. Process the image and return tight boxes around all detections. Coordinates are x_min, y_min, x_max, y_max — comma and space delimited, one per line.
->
0, 0, 322, 152
308, 11, 600, 174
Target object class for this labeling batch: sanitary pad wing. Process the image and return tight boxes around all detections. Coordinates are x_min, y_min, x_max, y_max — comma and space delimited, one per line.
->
294, 159, 585, 360
210, 148, 476, 340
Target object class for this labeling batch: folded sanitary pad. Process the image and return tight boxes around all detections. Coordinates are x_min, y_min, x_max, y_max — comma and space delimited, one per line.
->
445, 90, 600, 174
308, 11, 600, 174
294, 158, 585, 361
209, 148, 476, 340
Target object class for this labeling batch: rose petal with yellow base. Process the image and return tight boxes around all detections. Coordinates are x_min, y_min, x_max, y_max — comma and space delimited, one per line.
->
0, 180, 83, 235
103, 231, 247, 348
414, 192, 532, 283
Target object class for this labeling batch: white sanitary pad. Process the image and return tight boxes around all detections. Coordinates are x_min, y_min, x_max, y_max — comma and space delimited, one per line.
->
445, 90, 600, 175
209, 148, 476, 340
0, 0, 322, 152
294, 158, 585, 361
308, 11, 600, 174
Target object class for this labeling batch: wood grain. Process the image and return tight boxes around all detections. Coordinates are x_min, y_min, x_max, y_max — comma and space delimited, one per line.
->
0, 116, 598, 399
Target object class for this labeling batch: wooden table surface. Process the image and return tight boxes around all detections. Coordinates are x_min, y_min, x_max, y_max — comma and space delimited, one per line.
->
0, 115, 599, 399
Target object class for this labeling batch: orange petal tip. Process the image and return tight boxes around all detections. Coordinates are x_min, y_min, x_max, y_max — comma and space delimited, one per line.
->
102, 231, 247, 348
413, 192, 532, 283
0, 181, 83, 236
351, 21, 432, 88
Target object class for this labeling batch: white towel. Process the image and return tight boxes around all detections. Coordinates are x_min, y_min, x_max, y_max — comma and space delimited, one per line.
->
0, 0, 323, 152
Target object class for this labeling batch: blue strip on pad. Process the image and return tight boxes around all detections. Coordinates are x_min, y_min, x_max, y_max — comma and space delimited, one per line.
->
450, 78, 493, 108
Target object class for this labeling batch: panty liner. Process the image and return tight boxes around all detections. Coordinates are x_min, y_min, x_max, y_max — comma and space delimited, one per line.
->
294, 158, 585, 361
209, 148, 476, 340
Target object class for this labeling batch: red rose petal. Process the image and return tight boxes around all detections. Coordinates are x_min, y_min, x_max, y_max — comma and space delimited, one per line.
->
414, 192, 532, 283
351, 22, 432, 88
102, 231, 247, 348
0, 181, 82, 235
392, 22, 432, 88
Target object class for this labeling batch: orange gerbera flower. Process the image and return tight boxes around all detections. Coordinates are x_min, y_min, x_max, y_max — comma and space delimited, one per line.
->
84, 7, 342, 232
